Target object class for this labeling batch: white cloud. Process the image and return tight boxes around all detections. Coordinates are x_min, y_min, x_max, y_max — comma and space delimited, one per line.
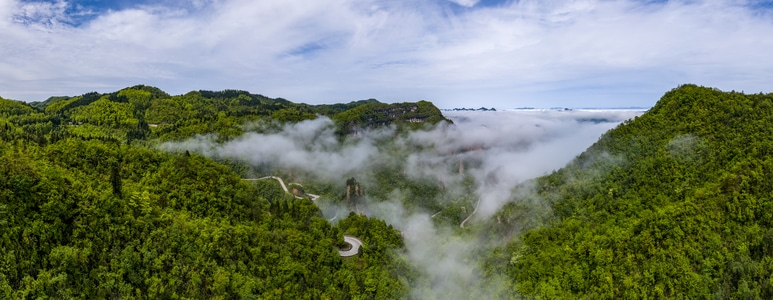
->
12, 0, 69, 27
1, 0, 772, 107
446, 0, 481, 7
162, 109, 645, 298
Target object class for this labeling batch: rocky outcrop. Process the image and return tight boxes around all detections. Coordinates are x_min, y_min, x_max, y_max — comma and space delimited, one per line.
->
332, 100, 450, 136
344, 177, 364, 213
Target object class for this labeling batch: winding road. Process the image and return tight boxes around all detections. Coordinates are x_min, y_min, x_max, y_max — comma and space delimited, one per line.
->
460, 196, 481, 228
242, 176, 360, 256
338, 236, 364, 257
242, 176, 319, 201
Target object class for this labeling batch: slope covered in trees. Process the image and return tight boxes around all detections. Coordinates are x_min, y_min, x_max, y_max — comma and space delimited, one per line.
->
0, 87, 430, 298
10, 84, 773, 299
332, 100, 449, 136
29, 86, 448, 143
505, 85, 773, 298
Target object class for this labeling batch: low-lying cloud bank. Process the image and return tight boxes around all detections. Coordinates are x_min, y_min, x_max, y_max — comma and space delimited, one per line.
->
162, 109, 644, 297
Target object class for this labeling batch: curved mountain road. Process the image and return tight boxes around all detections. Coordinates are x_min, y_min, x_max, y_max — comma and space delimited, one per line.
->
338, 236, 363, 257
242, 176, 360, 256
243, 176, 319, 200
460, 196, 481, 228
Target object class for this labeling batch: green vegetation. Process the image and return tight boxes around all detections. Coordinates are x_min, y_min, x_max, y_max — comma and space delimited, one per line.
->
332, 100, 449, 135
506, 85, 773, 299
8, 83, 773, 299
28, 86, 448, 143
0, 86, 442, 298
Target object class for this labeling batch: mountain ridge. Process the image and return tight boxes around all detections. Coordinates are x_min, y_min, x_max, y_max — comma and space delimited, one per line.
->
505, 84, 773, 298
2, 85, 449, 143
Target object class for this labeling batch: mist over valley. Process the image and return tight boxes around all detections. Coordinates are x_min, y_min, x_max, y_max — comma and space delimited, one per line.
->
3, 85, 773, 298
4, 0, 773, 297
163, 107, 645, 298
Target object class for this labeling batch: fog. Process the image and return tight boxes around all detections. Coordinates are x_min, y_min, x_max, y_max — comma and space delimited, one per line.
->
162, 108, 644, 298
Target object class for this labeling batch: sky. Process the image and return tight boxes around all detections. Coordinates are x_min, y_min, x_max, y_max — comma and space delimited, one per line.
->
1, 0, 772, 108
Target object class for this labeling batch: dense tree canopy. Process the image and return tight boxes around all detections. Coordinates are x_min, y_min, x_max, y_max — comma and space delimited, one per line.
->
505, 85, 773, 299
1, 87, 434, 298
6, 84, 772, 299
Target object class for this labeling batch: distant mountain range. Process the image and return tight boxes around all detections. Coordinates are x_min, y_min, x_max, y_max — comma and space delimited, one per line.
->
443, 106, 651, 112
441, 107, 497, 111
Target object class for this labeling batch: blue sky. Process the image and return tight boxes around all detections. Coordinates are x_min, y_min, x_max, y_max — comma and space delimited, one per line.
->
2, 0, 773, 108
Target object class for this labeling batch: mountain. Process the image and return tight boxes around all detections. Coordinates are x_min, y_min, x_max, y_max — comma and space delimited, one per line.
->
13, 85, 447, 143
0, 86, 427, 299
332, 100, 450, 136
8, 83, 773, 298
505, 85, 773, 298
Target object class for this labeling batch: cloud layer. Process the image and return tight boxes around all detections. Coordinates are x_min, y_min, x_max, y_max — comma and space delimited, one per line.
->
163, 109, 645, 297
2, 0, 772, 107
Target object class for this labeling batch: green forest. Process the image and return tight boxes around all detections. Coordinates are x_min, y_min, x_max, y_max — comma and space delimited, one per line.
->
501, 85, 773, 299
2, 84, 773, 299
0, 86, 445, 299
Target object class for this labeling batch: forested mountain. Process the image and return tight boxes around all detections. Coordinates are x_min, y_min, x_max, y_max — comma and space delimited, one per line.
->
504, 85, 773, 298
5, 84, 773, 299
26, 85, 447, 143
331, 101, 448, 136
0, 87, 443, 298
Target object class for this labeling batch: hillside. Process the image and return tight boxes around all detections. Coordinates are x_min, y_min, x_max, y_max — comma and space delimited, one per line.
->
505, 85, 773, 298
23, 85, 448, 143
8, 84, 772, 298
0, 86, 439, 298
332, 100, 449, 135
